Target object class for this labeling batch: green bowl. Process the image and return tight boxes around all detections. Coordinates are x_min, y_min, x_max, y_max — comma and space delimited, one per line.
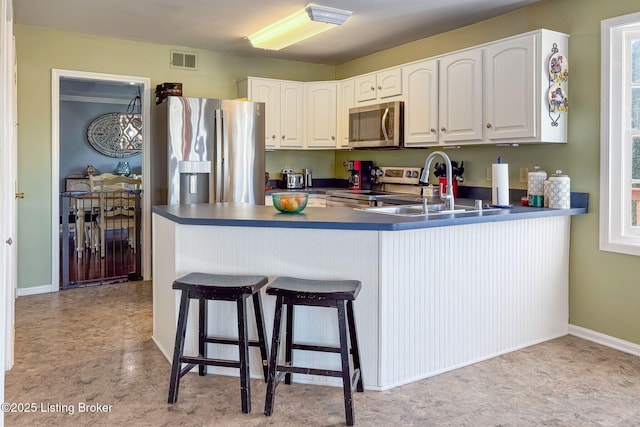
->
272, 192, 309, 214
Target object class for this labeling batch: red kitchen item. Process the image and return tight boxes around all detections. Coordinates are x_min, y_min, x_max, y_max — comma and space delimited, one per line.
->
439, 177, 458, 198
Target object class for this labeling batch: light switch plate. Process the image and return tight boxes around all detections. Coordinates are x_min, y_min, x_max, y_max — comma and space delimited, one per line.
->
519, 167, 529, 183
486, 167, 492, 181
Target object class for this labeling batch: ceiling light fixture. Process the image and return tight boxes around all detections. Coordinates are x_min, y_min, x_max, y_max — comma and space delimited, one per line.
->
248, 4, 352, 51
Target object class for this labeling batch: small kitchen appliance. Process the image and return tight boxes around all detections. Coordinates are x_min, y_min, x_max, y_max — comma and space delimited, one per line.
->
286, 173, 305, 189
326, 166, 424, 208
303, 168, 313, 188
348, 101, 404, 148
280, 169, 305, 189
347, 160, 374, 190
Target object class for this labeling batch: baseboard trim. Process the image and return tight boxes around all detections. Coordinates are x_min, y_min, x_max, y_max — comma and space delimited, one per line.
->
17, 284, 54, 297
568, 324, 640, 357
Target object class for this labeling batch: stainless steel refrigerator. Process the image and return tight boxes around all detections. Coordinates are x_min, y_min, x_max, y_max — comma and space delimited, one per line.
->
150, 97, 265, 206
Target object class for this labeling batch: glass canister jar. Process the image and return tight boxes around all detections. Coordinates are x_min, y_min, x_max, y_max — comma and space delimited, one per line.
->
527, 165, 547, 207
548, 170, 571, 209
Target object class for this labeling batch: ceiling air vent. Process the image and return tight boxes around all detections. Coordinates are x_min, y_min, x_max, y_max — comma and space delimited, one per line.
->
170, 51, 197, 70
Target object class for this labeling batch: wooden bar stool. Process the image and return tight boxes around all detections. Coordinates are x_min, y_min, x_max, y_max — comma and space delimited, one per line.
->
263, 276, 364, 426
167, 272, 269, 413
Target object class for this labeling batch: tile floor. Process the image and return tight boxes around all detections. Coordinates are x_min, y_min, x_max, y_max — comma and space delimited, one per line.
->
5, 281, 640, 426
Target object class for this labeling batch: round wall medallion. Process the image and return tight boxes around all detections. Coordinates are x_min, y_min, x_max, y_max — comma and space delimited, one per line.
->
86, 113, 141, 158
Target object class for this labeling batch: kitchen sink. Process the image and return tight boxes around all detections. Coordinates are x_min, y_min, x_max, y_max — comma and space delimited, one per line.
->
356, 202, 502, 217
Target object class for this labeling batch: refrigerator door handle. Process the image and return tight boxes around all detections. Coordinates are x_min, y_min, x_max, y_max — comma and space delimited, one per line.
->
214, 109, 225, 202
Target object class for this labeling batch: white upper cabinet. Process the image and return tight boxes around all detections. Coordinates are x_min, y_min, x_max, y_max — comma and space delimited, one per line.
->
338, 79, 355, 148
306, 82, 338, 148
354, 68, 402, 103
438, 49, 484, 144
238, 29, 568, 150
484, 34, 535, 141
239, 77, 304, 149
244, 78, 280, 149
484, 30, 568, 144
402, 59, 439, 146
279, 81, 305, 149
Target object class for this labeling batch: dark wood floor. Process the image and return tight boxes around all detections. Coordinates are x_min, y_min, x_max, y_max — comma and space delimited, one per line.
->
60, 229, 138, 289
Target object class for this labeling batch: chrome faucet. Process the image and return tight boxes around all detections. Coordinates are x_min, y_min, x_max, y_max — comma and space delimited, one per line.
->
420, 151, 455, 211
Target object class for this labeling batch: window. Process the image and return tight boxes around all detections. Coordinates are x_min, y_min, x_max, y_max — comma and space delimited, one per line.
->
601, 12, 640, 256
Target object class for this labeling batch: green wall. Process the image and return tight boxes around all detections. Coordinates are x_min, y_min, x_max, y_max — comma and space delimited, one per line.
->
15, 0, 640, 346
335, 0, 640, 345
14, 25, 334, 291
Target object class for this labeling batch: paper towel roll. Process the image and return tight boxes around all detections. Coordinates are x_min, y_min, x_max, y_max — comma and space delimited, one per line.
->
492, 163, 510, 206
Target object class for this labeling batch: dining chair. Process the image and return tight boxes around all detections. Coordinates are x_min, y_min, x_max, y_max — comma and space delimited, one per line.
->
89, 173, 142, 258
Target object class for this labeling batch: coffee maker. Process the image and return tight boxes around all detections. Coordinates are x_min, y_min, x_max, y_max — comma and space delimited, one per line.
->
347, 160, 374, 190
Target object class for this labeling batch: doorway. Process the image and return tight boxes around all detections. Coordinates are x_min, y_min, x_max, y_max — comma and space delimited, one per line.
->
51, 69, 151, 291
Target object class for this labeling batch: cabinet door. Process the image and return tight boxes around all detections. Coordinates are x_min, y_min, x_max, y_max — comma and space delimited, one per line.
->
250, 79, 280, 149
306, 82, 338, 148
354, 74, 377, 103
279, 82, 304, 149
338, 79, 354, 148
376, 68, 402, 99
484, 34, 536, 141
403, 59, 438, 146
439, 49, 483, 143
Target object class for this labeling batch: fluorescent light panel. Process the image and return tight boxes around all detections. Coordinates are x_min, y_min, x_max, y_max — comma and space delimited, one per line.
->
249, 4, 352, 51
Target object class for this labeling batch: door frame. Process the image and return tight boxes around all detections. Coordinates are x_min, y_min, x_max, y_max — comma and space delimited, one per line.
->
1, 0, 15, 423
51, 69, 152, 291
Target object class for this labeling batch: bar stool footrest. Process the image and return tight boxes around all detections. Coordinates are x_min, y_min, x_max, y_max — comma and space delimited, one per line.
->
180, 356, 241, 370
276, 364, 343, 378
206, 336, 265, 348
291, 342, 340, 353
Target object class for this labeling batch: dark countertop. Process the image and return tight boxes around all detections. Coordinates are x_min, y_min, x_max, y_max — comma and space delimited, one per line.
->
152, 194, 588, 231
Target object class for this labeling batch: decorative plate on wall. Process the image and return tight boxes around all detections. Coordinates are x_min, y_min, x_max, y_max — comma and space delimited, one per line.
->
548, 84, 568, 114
86, 112, 141, 158
548, 52, 568, 83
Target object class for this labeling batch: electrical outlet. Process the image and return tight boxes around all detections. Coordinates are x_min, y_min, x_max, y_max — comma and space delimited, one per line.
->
519, 167, 529, 183
486, 167, 492, 181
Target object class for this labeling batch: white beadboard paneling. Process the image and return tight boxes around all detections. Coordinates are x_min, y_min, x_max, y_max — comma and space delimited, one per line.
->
151, 214, 179, 361
153, 214, 572, 391
378, 216, 570, 388
156, 222, 381, 388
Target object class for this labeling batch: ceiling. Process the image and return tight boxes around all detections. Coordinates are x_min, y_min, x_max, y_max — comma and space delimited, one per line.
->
15, 0, 545, 65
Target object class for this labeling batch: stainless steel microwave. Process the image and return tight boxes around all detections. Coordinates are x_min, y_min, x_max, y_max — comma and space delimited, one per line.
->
348, 101, 404, 148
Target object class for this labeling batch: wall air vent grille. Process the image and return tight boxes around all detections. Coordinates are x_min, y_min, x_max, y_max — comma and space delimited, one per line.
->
170, 51, 197, 70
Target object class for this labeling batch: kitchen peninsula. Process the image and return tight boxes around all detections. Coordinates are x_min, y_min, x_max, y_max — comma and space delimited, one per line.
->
152, 200, 586, 390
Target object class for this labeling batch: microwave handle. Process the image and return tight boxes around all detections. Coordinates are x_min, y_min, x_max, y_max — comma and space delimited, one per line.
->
381, 107, 390, 142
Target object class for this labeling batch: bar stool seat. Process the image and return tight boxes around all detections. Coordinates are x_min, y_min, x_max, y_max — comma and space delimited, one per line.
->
264, 276, 364, 426
167, 272, 269, 413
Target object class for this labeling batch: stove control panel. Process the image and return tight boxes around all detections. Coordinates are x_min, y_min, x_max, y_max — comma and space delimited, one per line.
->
376, 167, 423, 185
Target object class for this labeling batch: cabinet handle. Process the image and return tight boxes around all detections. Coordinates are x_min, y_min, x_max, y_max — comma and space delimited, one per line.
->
378, 86, 382, 90
486, 123, 492, 129
370, 86, 375, 91
331, 136, 335, 140
440, 127, 446, 133
281, 135, 285, 139
272, 134, 276, 139
430, 128, 436, 133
